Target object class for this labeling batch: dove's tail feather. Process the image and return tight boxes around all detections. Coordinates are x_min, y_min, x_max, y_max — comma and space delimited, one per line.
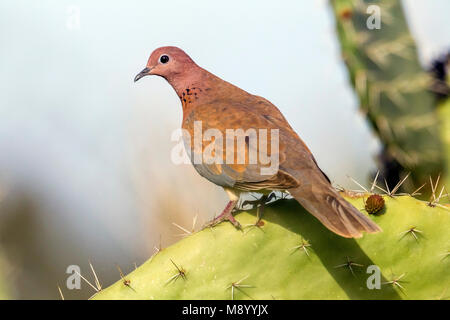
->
289, 177, 381, 238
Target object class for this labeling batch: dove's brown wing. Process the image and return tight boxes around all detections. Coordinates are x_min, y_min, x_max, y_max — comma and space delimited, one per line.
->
253, 96, 381, 238
183, 94, 380, 238
182, 99, 300, 191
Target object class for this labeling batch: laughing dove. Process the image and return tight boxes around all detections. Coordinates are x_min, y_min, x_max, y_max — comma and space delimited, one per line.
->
134, 46, 381, 238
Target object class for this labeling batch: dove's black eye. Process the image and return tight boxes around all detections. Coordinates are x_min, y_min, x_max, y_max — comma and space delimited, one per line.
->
160, 55, 170, 64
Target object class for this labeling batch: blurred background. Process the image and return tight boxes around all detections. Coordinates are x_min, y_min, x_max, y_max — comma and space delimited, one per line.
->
0, 0, 449, 299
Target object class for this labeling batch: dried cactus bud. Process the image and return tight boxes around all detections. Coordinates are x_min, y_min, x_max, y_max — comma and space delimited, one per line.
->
365, 194, 385, 215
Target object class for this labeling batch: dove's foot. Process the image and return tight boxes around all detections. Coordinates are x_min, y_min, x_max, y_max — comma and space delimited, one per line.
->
242, 192, 277, 226
204, 200, 241, 229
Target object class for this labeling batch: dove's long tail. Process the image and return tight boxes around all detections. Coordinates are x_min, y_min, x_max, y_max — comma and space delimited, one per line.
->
289, 173, 381, 238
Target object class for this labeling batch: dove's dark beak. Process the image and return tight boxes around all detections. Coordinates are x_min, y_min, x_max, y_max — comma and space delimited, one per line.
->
134, 67, 152, 82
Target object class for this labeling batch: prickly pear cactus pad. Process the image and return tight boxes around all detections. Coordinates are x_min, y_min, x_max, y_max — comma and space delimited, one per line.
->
92, 194, 449, 300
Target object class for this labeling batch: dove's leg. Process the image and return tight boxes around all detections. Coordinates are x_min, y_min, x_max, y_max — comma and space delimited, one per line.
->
242, 192, 276, 224
204, 188, 241, 229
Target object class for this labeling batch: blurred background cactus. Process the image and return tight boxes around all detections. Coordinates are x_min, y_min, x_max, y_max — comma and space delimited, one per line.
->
431, 53, 450, 188
330, 0, 449, 193
0, 251, 12, 299
441, 99, 450, 189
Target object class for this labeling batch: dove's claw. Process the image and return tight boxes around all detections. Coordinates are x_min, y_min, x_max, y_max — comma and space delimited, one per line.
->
242, 192, 276, 225
204, 200, 241, 230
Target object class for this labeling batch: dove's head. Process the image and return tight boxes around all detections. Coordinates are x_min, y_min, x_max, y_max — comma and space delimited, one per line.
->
134, 46, 197, 83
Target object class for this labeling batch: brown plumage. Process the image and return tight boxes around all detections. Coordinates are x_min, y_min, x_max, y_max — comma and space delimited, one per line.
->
134, 46, 381, 238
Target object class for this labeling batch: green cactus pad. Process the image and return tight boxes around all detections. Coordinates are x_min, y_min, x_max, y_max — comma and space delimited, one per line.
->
92, 194, 450, 300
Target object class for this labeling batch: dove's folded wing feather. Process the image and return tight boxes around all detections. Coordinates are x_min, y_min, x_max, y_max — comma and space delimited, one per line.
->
182, 98, 327, 191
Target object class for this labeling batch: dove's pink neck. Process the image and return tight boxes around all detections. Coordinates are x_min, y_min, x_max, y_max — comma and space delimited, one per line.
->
165, 65, 209, 95
165, 65, 223, 120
